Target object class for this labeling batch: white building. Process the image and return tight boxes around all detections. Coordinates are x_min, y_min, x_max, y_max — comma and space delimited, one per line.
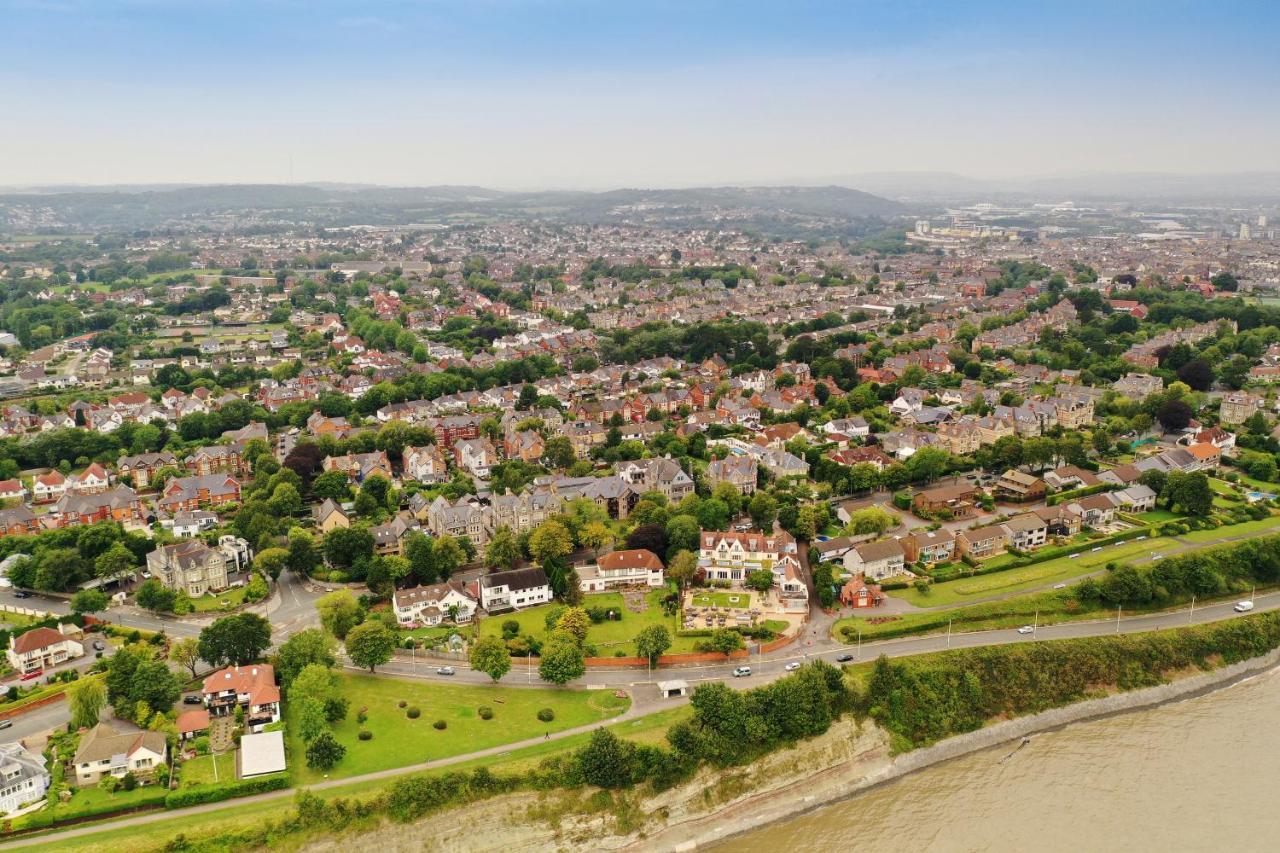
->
578, 549, 665, 593
0, 743, 49, 813
5, 626, 84, 676
392, 581, 478, 626
478, 567, 553, 612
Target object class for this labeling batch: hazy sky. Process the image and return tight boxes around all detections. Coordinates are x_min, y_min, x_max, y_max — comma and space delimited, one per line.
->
2, 0, 1278, 188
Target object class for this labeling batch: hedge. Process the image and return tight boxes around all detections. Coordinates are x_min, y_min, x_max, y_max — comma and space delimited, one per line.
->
164, 773, 288, 808
1046, 483, 1115, 506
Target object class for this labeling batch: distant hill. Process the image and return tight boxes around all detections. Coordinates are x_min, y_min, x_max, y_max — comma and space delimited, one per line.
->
0, 183, 908, 234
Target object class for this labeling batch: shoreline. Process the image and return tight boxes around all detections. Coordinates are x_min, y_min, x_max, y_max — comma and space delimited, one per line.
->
651, 646, 1280, 851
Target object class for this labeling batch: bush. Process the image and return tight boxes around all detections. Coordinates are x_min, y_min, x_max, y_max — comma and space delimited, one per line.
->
164, 774, 288, 808
537, 708, 555, 722
356, 709, 368, 725
406, 707, 421, 719
120, 771, 138, 791
398, 700, 407, 708
432, 719, 447, 730
478, 706, 494, 720
358, 730, 373, 741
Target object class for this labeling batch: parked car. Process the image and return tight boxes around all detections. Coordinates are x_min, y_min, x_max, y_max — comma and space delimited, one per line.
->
1235, 600, 1255, 613
182, 695, 203, 705
436, 666, 456, 676
92, 640, 106, 651
1017, 625, 1034, 635
12, 591, 30, 599
19, 670, 42, 681
732, 666, 752, 677
0, 719, 11, 730
835, 653, 854, 663
784, 661, 801, 672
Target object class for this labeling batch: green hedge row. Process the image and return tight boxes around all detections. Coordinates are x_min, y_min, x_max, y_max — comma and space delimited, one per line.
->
1046, 483, 1115, 506
163, 773, 289, 808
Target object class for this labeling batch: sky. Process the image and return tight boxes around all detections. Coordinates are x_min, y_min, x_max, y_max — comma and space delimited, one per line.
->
2, 0, 1279, 189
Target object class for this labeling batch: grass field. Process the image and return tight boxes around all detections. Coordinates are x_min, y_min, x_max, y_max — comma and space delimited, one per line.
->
287, 673, 631, 785
188, 584, 252, 613
477, 589, 698, 655
895, 536, 1182, 607
47, 704, 690, 853
689, 590, 752, 609
178, 751, 236, 787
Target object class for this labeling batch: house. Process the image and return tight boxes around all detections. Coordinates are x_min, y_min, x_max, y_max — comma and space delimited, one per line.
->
845, 538, 907, 582
0, 743, 50, 814
67, 463, 111, 495
146, 539, 229, 597
1067, 493, 1118, 528
202, 664, 281, 732
172, 510, 219, 538
1034, 505, 1083, 536
32, 470, 67, 503
370, 514, 419, 556
1044, 465, 1100, 491
1112, 484, 1157, 513
116, 452, 180, 489
1002, 513, 1049, 551
158, 473, 241, 512
0, 479, 26, 503
48, 487, 146, 528
1113, 373, 1164, 399
1185, 442, 1222, 470
698, 529, 801, 586
705, 455, 757, 495
839, 575, 884, 609
393, 581, 478, 626
323, 451, 393, 483
994, 470, 1047, 502
177, 708, 211, 742
956, 523, 1010, 559
479, 567, 553, 612
5, 625, 84, 675
313, 498, 350, 532
900, 529, 956, 566
72, 723, 167, 787
0, 506, 41, 538
578, 549, 665, 593
617, 457, 694, 502
913, 482, 979, 519
1220, 392, 1265, 426
453, 438, 497, 478
402, 445, 448, 484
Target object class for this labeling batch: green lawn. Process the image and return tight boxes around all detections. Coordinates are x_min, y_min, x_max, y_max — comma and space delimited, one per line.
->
20, 782, 168, 828
1181, 514, 1280, 542
1137, 509, 1182, 523
188, 584, 252, 613
179, 751, 236, 787
477, 589, 695, 655
689, 590, 752, 609
895, 536, 1181, 607
288, 673, 631, 784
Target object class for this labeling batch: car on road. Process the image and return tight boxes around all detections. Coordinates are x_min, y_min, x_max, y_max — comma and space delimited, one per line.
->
182, 695, 203, 705
19, 670, 42, 681
12, 591, 29, 599
1017, 625, 1034, 635
835, 653, 854, 663
1091, 546, 1103, 552
436, 666, 456, 676
784, 661, 801, 672
1234, 600, 1256, 613
92, 640, 106, 651
0, 720, 11, 730
732, 666, 752, 677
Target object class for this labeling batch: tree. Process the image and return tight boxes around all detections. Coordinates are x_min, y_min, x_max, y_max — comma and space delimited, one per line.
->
323, 526, 374, 570
666, 550, 698, 588
1211, 270, 1239, 291
198, 613, 272, 667
748, 492, 778, 531
550, 608, 587, 645
707, 627, 744, 658
306, 731, 346, 770
316, 590, 362, 639
268, 482, 303, 517
70, 588, 109, 616
94, 542, 136, 585
273, 628, 337, 690
844, 506, 897, 536
469, 635, 512, 682
129, 659, 181, 715
634, 625, 671, 665
578, 521, 613, 554
169, 637, 202, 678
745, 569, 775, 593
69, 677, 107, 729
345, 621, 397, 673
311, 470, 353, 502
135, 578, 176, 614
1164, 471, 1213, 516
529, 520, 573, 566
433, 534, 465, 579
484, 526, 522, 571
539, 637, 585, 685
297, 697, 329, 744
253, 547, 289, 581
542, 435, 576, 470
577, 728, 634, 788
665, 514, 701, 554
1156, 399, 1193, 432
287, 527, 320, 576
1176, 358, 1214, 392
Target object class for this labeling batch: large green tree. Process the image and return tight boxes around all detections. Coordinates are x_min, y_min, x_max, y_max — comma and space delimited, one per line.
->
197, 613, 272, 667
344, 621, 397, 673
468, 635, 512, 682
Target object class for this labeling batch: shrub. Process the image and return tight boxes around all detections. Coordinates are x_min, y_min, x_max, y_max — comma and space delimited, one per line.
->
478, 706, 494, 720
398, 700, 407, 708
356, 709, 368, 725
165, 774, 288, 808
537, 708, 555, 722
358, 730, 373, 741
120, 771, 138, 791
433, 719, 447, 730
406, 707, 421, 719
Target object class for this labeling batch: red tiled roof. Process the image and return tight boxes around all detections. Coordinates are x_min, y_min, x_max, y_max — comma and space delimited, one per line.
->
11, 626, 69, 654
201, 664, 280, 707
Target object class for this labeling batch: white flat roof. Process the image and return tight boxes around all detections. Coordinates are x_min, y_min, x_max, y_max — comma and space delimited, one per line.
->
239, 730, 286, 778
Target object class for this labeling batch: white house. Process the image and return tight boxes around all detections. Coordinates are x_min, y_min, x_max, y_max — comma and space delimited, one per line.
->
578, 549, 665, 593
478, 567, 552, 612
72, 724, 167, 787
0, 743, 50, 813
392, 581, 478, 626
5, 626, 84, 676
845, 539, 907, 582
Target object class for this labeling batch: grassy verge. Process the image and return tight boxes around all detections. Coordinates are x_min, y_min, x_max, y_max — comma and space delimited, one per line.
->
287, 673, 631, 785
477, 589, 696, 656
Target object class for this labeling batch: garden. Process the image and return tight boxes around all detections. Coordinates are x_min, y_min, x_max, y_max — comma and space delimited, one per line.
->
689, 590, 752, 609
286, 673, 631, 784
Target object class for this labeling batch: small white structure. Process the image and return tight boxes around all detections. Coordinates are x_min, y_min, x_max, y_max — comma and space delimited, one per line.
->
238, 730, 287, 779
656, 680, 689, 698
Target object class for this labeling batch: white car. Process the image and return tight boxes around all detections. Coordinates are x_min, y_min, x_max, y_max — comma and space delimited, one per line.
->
1234, 600, 1255, 613
1017, 625, 1034, 635
436, 666, 456, 676
732, 666, 752, 677
1053, 583, 1067, 589
784, 662, 801, 672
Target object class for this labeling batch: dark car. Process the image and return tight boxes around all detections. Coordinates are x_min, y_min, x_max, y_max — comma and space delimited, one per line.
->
12, 591, 30, 599
835, 653, 854, 663
182, 695, 203, 705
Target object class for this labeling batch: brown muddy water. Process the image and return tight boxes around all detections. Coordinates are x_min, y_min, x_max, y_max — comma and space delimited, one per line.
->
725, 667, 1280, 853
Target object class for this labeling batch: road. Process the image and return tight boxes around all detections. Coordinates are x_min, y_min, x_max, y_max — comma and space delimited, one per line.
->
4, 588, 1278, 850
